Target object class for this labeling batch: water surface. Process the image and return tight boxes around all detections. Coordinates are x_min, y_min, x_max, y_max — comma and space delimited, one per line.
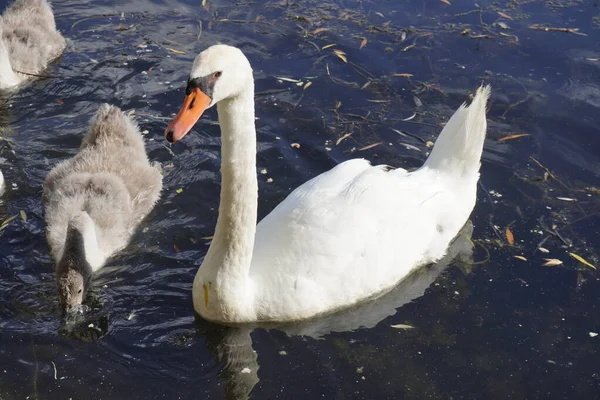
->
1, 0, 600, 398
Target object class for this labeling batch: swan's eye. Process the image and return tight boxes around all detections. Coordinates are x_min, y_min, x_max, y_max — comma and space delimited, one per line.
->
213, 71, 222, 79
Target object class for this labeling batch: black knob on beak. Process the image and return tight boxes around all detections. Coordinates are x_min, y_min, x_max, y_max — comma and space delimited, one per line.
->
166, 130, 175, 143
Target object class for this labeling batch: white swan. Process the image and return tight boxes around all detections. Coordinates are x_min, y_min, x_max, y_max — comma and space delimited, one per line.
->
0, 0, 66, 90
0, 168, 4, 193
44, 105, 163, 310
164, 44, 490, 324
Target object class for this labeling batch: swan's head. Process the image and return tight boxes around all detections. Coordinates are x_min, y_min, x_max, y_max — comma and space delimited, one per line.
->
164, 44, 253, 143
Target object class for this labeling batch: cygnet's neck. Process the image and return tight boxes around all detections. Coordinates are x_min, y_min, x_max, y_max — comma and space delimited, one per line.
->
0, 38, 21, 90
62, 212, 105, 272
199, 86, 258, 298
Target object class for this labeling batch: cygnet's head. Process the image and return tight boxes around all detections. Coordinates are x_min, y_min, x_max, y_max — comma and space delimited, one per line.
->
164, 44, 253, 143
56, 213, 94, 311
57, 268, 88, 310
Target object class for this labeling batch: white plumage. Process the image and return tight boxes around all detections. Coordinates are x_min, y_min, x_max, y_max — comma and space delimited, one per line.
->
164, 45, 490, 324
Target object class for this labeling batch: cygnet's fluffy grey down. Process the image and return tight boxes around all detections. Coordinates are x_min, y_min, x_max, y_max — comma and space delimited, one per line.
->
43, 105, 163, 310
0, 0, 66, 90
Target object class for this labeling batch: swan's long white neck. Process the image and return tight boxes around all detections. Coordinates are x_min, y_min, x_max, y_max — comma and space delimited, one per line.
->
196, 83, 258, 318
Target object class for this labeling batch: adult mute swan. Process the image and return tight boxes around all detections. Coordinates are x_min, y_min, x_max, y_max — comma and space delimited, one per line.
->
164, 44, 490, 324
44, 105, 163, 310
0, 0, 66, 90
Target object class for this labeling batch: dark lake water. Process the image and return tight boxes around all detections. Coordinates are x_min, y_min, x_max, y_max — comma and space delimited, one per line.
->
1, 0, 600, 398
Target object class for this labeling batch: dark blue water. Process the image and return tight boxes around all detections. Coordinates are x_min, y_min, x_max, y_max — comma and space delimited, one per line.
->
1, 0, 600, 398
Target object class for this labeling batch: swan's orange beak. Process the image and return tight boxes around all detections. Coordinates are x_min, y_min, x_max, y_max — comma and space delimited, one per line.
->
164, 88, 211, 143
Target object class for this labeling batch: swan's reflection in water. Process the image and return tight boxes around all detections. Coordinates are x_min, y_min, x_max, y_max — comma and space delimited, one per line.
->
199, 221, 475, 399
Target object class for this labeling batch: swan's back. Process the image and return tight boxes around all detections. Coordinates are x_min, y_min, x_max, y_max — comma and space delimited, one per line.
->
248, 88, 490, 321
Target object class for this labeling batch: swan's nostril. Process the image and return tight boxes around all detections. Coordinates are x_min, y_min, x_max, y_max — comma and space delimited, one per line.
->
166, 130, 175, 143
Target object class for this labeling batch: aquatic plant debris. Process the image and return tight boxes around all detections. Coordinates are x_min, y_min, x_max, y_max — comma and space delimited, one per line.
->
312, 27, 329, 35
391, 324, 415, 329
514, 255, 527, 261
497, 11, 513, 20
333, 49, 347, 63
358, 142, 382, 151
360, 38, 368, 49
0, 214, 18, 231
498, 133, 529, 142
529, 25, 587, 36
542, 258, 563, 267
505, 227, 514, 245
167, 48, 187, 55
336, 132, 352, 145
19, 210, 27, 223
569, 253, 596, 270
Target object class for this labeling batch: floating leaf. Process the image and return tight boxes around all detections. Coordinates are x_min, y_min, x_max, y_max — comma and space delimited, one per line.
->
514, 255, 527, 261
303, 81, 312, 90
426, 141, 434, 148
0, 214, 18, 230
569, 253, 597, 270
392, 73, 414, 78
505, 227, 514, 245
360, 38, 368, 49
176, 188, 183, 194
367, 99, 391, 103
557, 197, 577, 202
498, 133, 529, 142
167, 48, 187, 55
336, 133, 352, 146
290, 143, 301, 148
542, 258, 563, 267
321, 43, 336, 50
400, 113, 416, 122
19, 210, 27, 223
391, 324, 415, 330
276, 76, 302, 83
440, 0, 451, 4
539, 247, 550, 253
359, 142, 382, 151
312, 27, 329, 35
333, 49, 347, 63
497, 11, 513, 20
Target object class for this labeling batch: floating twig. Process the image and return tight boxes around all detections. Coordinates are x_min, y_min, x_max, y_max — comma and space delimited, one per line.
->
13, 69, 59, 79
529, 24, 587, 36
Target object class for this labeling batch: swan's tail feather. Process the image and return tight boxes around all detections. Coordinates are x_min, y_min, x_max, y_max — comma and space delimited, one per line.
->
423, 85, 490, 175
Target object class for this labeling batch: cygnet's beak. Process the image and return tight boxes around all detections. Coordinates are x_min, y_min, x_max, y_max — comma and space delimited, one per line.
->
164, 88, 211, 143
